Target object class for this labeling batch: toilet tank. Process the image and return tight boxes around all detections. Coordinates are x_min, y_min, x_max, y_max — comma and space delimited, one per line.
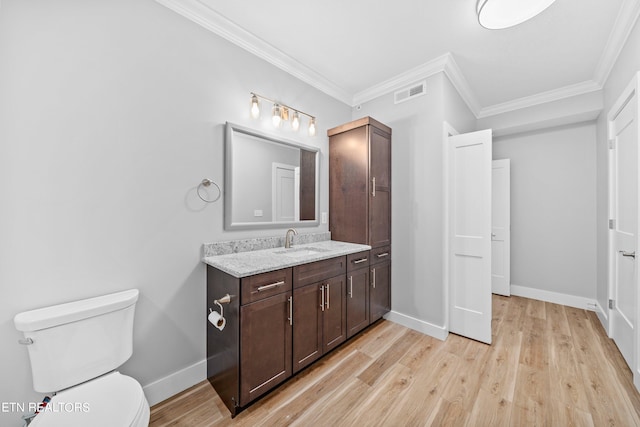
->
14, 289, 139, 393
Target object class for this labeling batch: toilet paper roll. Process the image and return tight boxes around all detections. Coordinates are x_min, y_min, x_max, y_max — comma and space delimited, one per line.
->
208, 310, 226, 331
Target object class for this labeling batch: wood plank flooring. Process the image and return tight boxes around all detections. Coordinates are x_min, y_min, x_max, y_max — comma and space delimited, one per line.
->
149, 295, 640, 426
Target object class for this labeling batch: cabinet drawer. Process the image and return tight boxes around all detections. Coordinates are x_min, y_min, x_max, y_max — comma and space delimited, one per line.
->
241, 268, 292, 305
347, 251, 370, 272
293, 256, 346, 288
370, 246, 391, 265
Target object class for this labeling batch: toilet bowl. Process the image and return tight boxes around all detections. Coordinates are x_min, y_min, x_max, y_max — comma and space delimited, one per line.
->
14, 289, 150, 427
29, 372, 149, 427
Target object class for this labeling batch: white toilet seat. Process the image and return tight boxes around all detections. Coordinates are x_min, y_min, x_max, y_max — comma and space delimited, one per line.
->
29, 372, 150, 427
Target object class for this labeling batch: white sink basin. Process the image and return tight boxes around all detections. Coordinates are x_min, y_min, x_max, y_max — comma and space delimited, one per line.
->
274, 247, 330, 257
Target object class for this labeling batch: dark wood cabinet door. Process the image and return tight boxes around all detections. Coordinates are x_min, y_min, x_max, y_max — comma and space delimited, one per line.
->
370, 127, 391, 189
369, 126, 391, 248
346, 268, 370, 338
322, 275, 347, 353
292, 283, 323, 373
329, 125, 369, 245
369, 188, 390, 248
370, 262, 391, 323
240, 292, 292, 406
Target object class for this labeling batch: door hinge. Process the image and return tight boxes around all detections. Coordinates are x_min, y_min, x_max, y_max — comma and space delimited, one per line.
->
609, 299, 615, 309
609, 219, 616, 229
609, 139, 616, 150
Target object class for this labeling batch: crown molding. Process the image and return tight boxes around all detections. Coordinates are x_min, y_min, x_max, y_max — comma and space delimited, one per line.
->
593, 0, 640, 86
351, 53, 448, 106
157, 0, 639, 118
477, 80, 602, 118
442, 54, 482, 117
155, 0, 353, 105
352, 53, 482, 115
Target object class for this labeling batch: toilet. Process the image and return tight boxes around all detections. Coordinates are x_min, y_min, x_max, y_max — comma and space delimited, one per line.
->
14, 289, 150, 427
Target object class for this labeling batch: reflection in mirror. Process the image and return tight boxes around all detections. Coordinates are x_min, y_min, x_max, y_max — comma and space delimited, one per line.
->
224, 122, 319, 230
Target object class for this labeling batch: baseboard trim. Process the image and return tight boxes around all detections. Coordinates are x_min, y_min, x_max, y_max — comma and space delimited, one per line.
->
385, 310, 448, 341
510, 284, 598, 312
142, 359, 207, 406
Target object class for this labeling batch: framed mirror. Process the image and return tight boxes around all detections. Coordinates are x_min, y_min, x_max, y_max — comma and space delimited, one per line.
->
224, 122, 320, 230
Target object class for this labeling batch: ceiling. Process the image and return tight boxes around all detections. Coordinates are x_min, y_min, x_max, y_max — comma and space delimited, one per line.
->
158, 0, 640, 117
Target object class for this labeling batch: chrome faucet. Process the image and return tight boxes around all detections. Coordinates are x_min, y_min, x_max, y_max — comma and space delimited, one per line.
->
285, 228, 298, 248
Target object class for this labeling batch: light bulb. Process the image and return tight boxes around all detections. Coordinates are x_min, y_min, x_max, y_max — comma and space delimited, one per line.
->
272, 104, 282, 128
291, 111, 300, 131
308, 117, 316, 136
250, 94, 260, 119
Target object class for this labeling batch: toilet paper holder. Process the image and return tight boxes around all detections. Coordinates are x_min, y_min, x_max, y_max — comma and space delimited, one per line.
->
210, 293, 232, 319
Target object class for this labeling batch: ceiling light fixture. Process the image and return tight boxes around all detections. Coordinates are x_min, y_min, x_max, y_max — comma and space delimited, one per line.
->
476, 0, 556, 30
250, 92, 317, 136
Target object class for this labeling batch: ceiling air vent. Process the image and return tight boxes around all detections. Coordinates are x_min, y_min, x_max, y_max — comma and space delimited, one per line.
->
394, 81, 426, 104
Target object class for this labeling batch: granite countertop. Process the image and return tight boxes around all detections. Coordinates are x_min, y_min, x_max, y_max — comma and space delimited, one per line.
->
202, 240, 371, 278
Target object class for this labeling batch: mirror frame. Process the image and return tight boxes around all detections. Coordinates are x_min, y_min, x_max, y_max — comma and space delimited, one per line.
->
224, 122, 320, 230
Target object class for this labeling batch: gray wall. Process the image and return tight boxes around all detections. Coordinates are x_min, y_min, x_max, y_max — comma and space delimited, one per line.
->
0, 1, 351, 425
493, 123, 598, 298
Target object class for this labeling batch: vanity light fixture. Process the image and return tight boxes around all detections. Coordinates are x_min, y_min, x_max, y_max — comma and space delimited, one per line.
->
250, 92, 317, 136
306, 117, 314, 136
476, 0, 556, 29
272, 104, 282, 128
250, 94, 260, 119
291, 111, 300, 131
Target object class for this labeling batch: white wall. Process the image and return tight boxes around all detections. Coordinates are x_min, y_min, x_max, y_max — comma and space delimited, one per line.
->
0, 1, 351, 425
596, 15, 640, 322
492, 124, 598, 300
354, 73, 475, 333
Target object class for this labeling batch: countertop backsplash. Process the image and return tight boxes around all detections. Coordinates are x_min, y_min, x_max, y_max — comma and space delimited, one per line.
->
203, 231, 331, 257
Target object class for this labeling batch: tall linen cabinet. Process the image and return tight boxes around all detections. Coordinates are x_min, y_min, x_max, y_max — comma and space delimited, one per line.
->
328, 117, 391, 330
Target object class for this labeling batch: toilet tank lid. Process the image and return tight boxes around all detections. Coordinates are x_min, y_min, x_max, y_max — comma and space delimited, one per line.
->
14, 289, 139, 332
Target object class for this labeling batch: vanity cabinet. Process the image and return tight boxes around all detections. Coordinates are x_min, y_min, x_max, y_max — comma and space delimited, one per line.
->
292, 258, 346, 373
346, 251, 370, 338
328, 117, 391, 249
329, 117, 392, 322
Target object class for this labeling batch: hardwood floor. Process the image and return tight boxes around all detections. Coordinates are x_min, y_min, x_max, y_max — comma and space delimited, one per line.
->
149, 295, 640, 426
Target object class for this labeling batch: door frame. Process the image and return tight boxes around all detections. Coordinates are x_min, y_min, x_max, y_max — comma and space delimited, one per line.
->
607, 71, 640, 389
442, 122, 459, 336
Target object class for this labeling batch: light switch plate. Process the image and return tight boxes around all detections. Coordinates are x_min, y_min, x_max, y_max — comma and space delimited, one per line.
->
321, 212, 328, 224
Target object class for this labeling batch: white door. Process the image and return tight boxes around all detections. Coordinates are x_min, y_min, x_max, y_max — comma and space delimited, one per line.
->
492, 159, 511, 296
447, 129, 493, 344
608, 74, 639, 376
272, 163, 296, 222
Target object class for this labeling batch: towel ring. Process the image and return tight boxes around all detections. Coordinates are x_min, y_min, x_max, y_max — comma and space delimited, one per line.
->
197, 178, 221, 203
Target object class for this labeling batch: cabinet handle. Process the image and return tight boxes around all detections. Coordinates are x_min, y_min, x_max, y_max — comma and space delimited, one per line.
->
376, 252, 389, 258
257, 281, 285, 292
288, 296, 293, 326
320, 285, 325, 311
353, 258, 368, 264
326, 283, 330, 309
372, 268, 376, 289
372, 177, 376, 197
349, 276, 353, 298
